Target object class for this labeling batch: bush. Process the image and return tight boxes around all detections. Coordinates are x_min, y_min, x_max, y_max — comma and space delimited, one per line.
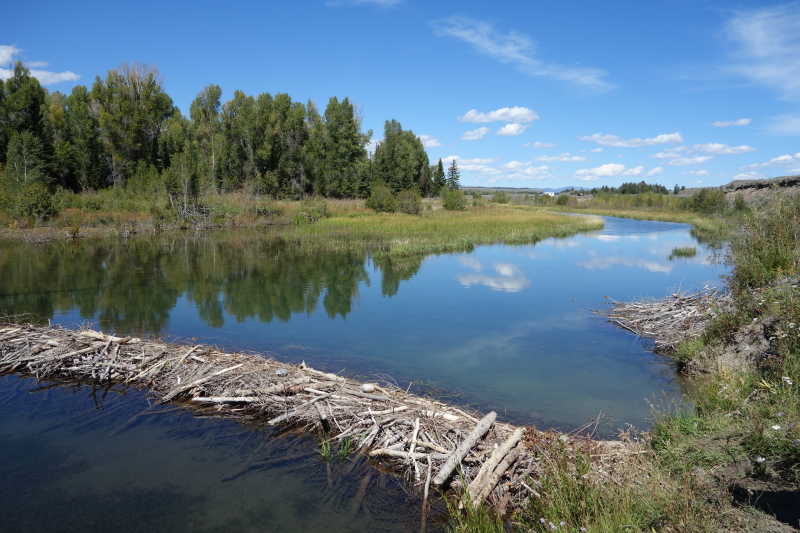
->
396, 189, 421, 215
441, 188, 467, 211
13, 183, 56, 220
293, 197, 329, 225
556, 194, 569, 206
365, 182, 397, 213
491, 191, 510, 204
688, 188, 727, 214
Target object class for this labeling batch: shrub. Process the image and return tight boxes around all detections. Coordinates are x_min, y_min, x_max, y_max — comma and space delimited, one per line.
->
491, 191, 510, 204
294, 197, 329, 225
396, 189, 421, 215
688, 188, 727, 214
366, 182, 397, 213
441, 188, 467, 211
556, 194, 569, 206
13, 183, 56, 220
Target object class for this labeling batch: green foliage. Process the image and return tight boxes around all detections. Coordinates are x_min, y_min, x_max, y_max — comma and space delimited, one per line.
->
490, 191, 510, 204
688, 188, 727, 214
591, 181, 669, 195
432, 158, 447, 196
441, 188, 466, 211
293, 197, 329, 225
669, 246, 697, 259
4, 130, 48, 185
446, 158, 460, 190
733, 193, 748, 212
556, 194, 569, 206
396, 189, 421, 215
365, 182, 397, 212
373, 120, 429, 193
12, 182, 56, 220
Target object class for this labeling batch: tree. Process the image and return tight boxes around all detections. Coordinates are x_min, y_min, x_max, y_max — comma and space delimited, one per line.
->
163, 143, 199, 218
91, 64, 174, 186
431, 158, 446, 196
2, 63, 48, 161
673, 184, 680, 195
446, 159, 460, 189
190, 85, 223, 192
5, 131, 48, 185
373, 120, 429, 192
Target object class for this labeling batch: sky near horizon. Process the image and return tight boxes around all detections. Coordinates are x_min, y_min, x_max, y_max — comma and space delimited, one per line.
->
2, 0, 799, 188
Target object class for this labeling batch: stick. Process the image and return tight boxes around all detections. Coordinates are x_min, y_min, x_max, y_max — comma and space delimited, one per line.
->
432, 411, 496, 486
162, 363, 243, 402
267, 393, 331, 425
473, 445, 521, 506
467, 428, 524, 503
191, 396, 257, 403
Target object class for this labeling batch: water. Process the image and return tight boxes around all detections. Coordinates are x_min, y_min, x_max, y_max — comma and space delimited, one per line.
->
0, 215, 728, 530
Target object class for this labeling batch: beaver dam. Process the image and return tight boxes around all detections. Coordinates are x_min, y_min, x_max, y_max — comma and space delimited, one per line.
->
0, 321, 636, 517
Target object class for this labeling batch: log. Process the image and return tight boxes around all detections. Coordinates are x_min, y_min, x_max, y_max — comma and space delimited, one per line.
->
191, 396, 257, 403
473, 445, 521, 506
467, 428, 524, 502
432, 411, 496, 486
267, 393, 331, 425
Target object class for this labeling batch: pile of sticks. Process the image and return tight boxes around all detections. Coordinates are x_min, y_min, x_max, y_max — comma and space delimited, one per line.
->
607, 288, 731, 353
0, 321, 611, 515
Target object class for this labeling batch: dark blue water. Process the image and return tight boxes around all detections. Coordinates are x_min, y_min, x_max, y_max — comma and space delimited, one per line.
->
0, 215, 728, 531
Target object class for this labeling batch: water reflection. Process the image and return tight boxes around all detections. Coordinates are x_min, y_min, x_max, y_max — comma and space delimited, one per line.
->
457, 261, 531, 293
0, 233, 423, 334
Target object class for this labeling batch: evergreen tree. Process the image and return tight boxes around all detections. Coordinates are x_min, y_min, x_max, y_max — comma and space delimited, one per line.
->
446, 159, 460, 189
63, 86, 106, 191
5, 131, 48, 185
373, 120, 429, 192
432, 158, 446, 195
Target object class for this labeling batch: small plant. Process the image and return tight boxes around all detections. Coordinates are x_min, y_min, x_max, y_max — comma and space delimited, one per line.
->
669, 246, 697, 260
318, 438, 332, 461
294, 197, 329, 225
13, 183, 56, 221
366, 182, 397, 213
491, 191, 510, 204
337, 436, 355, 459
396, 189, 422, 215
441, 188, 467, 211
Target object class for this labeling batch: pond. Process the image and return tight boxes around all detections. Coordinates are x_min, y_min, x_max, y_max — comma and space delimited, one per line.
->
0, 215, 728, 531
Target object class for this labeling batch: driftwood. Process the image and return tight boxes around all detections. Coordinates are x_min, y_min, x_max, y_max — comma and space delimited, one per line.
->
433, 411, 496, 486
0, 322, 624, 516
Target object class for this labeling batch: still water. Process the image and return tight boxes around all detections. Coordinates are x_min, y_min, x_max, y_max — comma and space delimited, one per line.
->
0, 216, 728, 530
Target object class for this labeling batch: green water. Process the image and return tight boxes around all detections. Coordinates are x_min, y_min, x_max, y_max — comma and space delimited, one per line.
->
0, 215, 729, 530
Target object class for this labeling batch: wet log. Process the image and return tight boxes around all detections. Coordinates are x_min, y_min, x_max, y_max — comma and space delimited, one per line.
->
467, 427, 524, 503
473, 445, 521, 506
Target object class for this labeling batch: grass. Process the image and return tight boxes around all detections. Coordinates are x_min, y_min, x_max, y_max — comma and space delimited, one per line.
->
669, 246, 697, 260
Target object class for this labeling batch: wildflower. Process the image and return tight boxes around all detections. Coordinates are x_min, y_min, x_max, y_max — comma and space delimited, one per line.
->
560, 522, 566, 527
771, 424, 782, 431
782, 376, 794, 386
755, 456, 766, 463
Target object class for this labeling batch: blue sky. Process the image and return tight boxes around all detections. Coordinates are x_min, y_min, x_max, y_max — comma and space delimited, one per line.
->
2, 0, 799, 188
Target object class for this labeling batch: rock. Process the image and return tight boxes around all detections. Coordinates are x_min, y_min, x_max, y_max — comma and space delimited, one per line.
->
361, 383, 376, 393
275, 368, 288, 377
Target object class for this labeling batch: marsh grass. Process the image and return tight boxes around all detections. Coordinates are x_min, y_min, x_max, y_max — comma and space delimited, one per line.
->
669, 246, 697, 260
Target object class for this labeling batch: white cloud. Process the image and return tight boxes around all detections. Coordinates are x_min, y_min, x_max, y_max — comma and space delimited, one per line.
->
537, 152, 586, 162
461, 127, 489, 141
460, 106, 539, 123
527, 141, 555, 149
688, 169, 710, 176
579, 257, 672, 273
0, 44, 79, 85
458, 263, 531, 293
725, 5, 800, 99
504, 160, 527, 169
744, 152, 800, 169
667, 156, 712, 166
497, 123, 528, 136
733, 171, 764, 180
692, 143, 755, 155
418, 134, 441, 148
623, 165, 645, 176
712, 117, 751, 127
590, 147, 603, 153
646, 166, 664, 177
434, 17, 612, 91
580, 132, 683, 148
768, 114, 800, 135
575, 163, 626, 180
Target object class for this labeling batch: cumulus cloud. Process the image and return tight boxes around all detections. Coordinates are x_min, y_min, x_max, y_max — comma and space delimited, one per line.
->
434, 17, 612, 91
692, 143, 755, 155
527, 141, 555, 149
725, 5, 800, 99
418, 134, 441, 148
442, 155, 501, 175
0, 45, 79, 85
624, 165, 645, 176
504, 160, 527, 169
536, 152, 586, 162
461, 127, 489, 141
580, 132, 683, 148
712, 117, 751, 127
646, 166, 664, 177
744, 152, 800, 169
460, 106, 539, 123
575, 163, 626, 180
497, 123, 528, 136
579, 257, 672, 273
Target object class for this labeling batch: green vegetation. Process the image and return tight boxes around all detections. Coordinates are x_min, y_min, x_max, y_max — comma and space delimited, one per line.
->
669, 246, 697, 260
490, 191, 510, 204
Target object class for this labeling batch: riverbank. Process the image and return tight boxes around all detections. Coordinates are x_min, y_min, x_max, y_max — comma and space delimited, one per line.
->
0, 321, 634, 523
0, 196, 603, 258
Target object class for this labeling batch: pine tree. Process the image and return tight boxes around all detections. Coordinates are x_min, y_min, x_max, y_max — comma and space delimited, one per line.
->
446, 159, 460, 190
432, 159, 446, 195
